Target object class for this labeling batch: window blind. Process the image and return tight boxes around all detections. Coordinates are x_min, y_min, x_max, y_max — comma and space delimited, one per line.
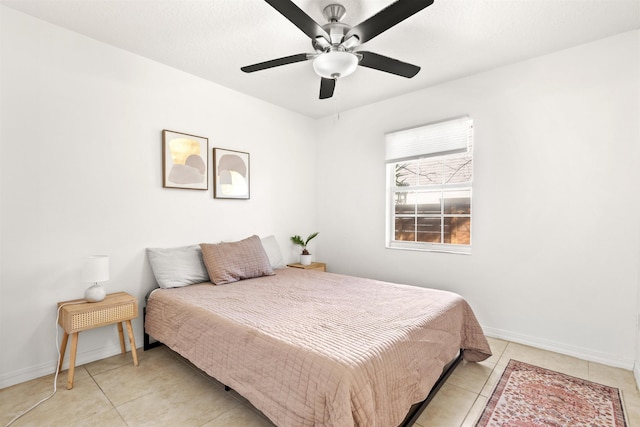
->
385, 116, 472, 163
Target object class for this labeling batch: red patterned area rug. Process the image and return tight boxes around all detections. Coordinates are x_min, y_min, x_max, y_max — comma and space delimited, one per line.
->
476, 359, 628, 426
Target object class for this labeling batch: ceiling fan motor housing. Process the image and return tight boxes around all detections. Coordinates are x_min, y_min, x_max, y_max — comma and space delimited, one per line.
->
312, 24, 357, 51
312, 4, 360, 51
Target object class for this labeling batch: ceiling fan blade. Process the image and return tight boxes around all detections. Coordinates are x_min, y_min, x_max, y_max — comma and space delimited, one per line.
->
345, 0, 434, 45
319, 78, 336, 99
264, 0, 330, 41
241, 53, 310, 73
358, 51, 420, 78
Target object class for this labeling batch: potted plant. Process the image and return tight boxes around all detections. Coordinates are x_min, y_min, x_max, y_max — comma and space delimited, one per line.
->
291, 232, 319, 266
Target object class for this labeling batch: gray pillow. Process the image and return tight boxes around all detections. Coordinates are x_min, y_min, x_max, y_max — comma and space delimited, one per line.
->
146, 245, 210, 288
261, 235, 285, 269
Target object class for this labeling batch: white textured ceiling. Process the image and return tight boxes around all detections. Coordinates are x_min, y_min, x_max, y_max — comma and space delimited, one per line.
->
2, 0, 639, 118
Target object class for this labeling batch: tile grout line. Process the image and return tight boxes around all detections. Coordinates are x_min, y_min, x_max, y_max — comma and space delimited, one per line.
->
156, 346, 251, 427
83, 365, 130, 426
162, 345, 276, 426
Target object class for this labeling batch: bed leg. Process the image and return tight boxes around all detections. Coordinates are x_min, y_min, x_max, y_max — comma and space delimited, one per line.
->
143, 306, 162, 351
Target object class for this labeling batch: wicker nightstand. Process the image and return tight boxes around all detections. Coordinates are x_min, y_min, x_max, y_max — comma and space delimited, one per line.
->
57, 292, 139, 389
287, 262, 326, 272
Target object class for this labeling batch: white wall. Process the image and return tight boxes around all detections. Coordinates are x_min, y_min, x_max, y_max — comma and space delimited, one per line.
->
0, 7, 318, 388
637, 40, 640, 383
316, 30, 640, 369
637, 206, 640, 385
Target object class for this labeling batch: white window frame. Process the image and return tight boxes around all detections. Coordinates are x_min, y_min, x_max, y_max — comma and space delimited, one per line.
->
385, 117, 473, 255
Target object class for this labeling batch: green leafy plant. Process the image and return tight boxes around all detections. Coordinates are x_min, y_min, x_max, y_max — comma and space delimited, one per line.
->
290, 232, 319, 255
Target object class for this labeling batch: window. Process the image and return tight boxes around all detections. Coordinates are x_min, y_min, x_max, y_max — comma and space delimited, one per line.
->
385, 117, 473, 254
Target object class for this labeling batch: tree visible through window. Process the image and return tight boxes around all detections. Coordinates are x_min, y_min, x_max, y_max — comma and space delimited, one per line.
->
385, 117, 473, 253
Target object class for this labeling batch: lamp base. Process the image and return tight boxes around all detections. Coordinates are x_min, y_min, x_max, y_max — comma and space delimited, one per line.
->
85, 283, 106, 302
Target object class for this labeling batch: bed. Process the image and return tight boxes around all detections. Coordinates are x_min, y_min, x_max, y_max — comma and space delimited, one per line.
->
144, 236, 491, 427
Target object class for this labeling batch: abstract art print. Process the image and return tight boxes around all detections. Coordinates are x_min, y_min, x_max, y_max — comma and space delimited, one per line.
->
162, 130, 208, 190
213, 148, 250, 199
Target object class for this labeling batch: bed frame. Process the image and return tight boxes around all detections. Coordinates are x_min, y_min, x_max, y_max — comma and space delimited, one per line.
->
143, 307, 162, 351
144, 306, 461, 427
399, 351, 462, 426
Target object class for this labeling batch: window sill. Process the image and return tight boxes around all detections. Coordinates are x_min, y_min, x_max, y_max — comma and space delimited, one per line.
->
386, 242, 472, 255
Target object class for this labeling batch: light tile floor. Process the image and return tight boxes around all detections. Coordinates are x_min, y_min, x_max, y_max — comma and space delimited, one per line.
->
1, 337, 638, 426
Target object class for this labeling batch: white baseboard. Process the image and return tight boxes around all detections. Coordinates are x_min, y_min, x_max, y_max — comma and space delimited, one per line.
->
0, 343, 128, 389
634, 362, 640, 391
483, 326, 635, 371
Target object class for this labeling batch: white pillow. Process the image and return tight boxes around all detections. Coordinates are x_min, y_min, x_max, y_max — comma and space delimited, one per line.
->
146, 245, 210, 288
261, 235, 285, 269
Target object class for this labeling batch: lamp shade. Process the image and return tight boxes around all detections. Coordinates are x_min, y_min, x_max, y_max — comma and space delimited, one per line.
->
82, 255, 109, 283
312, 51, 358, 79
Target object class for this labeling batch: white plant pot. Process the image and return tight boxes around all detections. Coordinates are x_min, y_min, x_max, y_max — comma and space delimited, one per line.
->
300, 254, 313, 266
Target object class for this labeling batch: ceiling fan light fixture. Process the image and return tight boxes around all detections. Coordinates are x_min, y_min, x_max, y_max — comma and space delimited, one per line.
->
312, 51, 358, 79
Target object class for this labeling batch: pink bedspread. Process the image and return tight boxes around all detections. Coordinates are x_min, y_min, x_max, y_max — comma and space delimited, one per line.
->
145, 268, 491, 427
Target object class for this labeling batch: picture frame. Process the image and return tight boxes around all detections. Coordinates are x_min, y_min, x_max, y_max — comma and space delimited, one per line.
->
213, 148, 250, 199
162, 130, 208, 190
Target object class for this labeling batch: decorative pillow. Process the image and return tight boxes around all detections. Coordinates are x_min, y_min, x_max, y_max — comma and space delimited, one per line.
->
200, 235, 274, 285
261, 235, 285, 269
146, 245, 210, 289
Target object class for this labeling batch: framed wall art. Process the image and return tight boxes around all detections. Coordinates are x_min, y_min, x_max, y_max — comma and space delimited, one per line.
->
213, 148, 250, 199
162, 130, 208, 190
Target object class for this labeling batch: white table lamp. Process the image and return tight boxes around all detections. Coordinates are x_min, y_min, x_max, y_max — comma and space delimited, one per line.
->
82, 255, 109, 302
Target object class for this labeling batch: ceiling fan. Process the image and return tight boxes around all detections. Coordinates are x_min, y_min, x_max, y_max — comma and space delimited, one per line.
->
241, 0, 434, 99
